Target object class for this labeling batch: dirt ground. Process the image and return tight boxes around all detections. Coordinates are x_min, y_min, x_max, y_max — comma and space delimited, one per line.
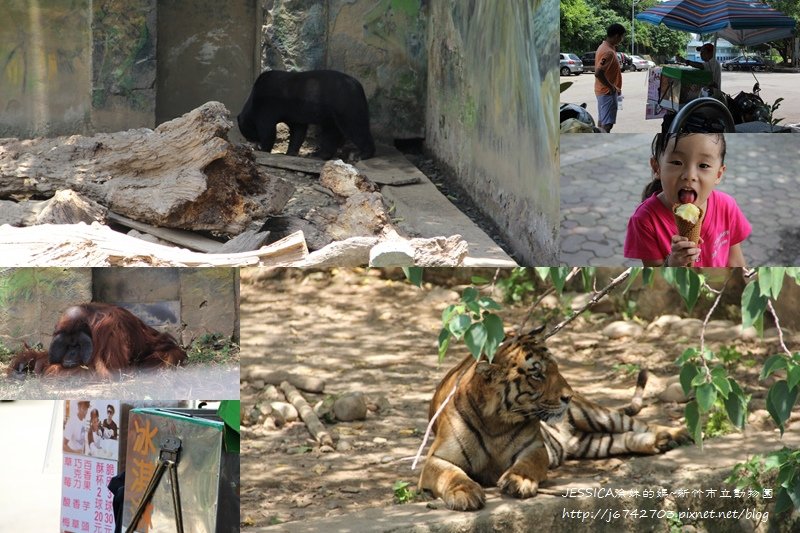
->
239, 268, 799, 529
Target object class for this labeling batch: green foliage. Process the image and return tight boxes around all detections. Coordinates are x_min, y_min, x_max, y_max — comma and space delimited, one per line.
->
727, 448, 800, 515
402, 267, 424, 287
661, 268, 703, 312
392, 481, 419, 504
438, 287, 505, 363
496, 268, 536, 304
767, 98, 785, 130
187, 333, 239, 364
704, 398, 737, 438
675, 348, 750, 449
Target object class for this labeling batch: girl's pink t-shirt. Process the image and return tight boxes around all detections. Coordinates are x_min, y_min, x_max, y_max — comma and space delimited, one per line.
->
624, 190, 751, 267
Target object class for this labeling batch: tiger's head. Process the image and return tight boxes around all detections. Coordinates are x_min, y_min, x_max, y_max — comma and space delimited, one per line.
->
473, 325, 573, 425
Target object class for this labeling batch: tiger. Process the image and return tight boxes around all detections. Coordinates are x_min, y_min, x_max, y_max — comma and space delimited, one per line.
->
418, 325, 689, 511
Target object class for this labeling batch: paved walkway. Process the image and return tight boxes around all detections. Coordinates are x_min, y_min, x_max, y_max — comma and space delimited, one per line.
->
560, 133, 800, 266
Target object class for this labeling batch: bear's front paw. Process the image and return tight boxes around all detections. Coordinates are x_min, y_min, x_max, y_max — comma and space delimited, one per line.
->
498, 471, 539, 499
442, 477, 485, 511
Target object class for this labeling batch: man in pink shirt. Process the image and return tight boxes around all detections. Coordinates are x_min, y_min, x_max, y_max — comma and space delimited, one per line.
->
594, 23, 626, 133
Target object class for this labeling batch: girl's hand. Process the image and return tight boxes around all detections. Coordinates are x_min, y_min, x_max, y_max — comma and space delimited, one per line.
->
668, 235, 700, 266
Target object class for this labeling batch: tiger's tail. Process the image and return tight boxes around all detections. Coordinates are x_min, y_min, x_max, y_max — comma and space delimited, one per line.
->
622, 369, 648, 416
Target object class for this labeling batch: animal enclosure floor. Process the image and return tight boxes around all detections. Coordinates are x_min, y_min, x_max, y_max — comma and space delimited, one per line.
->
239, 269, 798, 530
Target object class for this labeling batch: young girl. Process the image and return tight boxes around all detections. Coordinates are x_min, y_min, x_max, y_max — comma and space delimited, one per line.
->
624, 133, 750, 267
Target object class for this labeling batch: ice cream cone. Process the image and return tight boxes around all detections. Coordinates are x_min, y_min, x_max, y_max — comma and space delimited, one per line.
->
673, 203, 704, 244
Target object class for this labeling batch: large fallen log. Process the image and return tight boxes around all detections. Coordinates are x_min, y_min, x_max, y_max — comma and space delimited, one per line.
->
0, 102, 294, 235
0, 223, 307, 266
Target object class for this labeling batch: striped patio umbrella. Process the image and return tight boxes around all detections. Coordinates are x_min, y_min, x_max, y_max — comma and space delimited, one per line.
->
636, 0, 796, 45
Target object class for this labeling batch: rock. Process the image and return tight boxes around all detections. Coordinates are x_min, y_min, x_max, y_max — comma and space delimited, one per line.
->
704, 320, 739, 343
570, 292, 614, 314
602, 321, 643, 339
740, 326, 759, 340
333, 392, 368, 421
372, 437, 388, 444
319, 445, 335, 454
262, 384, 281, 401
270, 401, 299, 422
326, 192, 389, 241
336, 440, 353, 452
320, 160, 376, 198
646, 314, 682, 332
340, 486, 361, 494
670, 318, 704, 338
369, 239, 415, 266
658, 381, 689, 404
747, 409, 774, 431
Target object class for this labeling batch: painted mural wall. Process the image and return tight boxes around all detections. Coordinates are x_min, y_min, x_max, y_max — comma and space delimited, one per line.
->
0, 0, 156, 138
426, 0, 560, 265
0, 0, 92, 137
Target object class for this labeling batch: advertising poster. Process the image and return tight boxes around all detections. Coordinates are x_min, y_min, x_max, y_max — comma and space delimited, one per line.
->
61, 400, 121, 533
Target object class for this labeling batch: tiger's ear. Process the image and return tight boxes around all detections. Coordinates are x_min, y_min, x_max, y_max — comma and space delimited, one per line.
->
475, 360, 495, 380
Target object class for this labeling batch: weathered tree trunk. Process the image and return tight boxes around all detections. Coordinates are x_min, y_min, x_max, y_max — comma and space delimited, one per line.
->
0, 102, 294, 235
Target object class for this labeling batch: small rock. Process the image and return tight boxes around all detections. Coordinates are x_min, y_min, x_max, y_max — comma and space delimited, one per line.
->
319, 445, 335, 454
312, 464, 328, 475
270, 401, 299, 422
426, 502, 440, 510
539, 294, 559, 309
740, 326, 759, 340
380, 455, 393, 463
320, 159, 375, 197
570, 292, 614, 314
373, 437, 388, 444
647, 315, 682, 331
658, 382, 689, 403
340, 486, 361, 494
369, 240, 415, 267
670, 318, 704, 338
602, 321, 643, 339
262, 384, 281, 401
334, 392, 368, 421
336, 440, 353, 452
251, 379, 265, 390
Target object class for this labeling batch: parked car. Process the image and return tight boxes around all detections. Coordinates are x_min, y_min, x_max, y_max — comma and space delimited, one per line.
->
722, 55, 767, 72
579, 51, 632, 72
560, 53, 584, 76
580, 51, 596, 72
630, 55, 655, 71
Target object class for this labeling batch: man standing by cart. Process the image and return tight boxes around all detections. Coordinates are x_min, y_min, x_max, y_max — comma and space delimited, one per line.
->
594, 23, 626, 132
679, 42, 722, 95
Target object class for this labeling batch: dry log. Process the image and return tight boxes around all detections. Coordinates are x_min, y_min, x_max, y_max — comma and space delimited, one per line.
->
107, 212, 223, 253
219, 229, 271, 253
0, 101, 294, 234
245, 369, 325, 393
254, 152, 325, 174
0, 223, 308, 266
279, 381, 333, 448
0, 190, 107, 226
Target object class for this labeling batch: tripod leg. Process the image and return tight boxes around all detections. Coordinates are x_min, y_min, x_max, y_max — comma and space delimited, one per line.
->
168, 464, 184, 533
128, 461, 168, 531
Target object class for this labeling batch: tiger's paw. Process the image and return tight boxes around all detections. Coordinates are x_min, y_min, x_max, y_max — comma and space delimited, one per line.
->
498, 471, 539, 499
442, 477, 485, 511
653, 425, 692, 451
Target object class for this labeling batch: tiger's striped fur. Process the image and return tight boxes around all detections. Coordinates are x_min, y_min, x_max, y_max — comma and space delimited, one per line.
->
419, 326, 688, 511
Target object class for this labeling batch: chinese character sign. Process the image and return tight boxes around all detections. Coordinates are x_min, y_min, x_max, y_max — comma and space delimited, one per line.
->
61, 401, 120, 533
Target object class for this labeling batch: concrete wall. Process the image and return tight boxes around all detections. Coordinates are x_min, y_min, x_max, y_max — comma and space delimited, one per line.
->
425, 0, 560, 265
0, 268, 238, 351
0, 0, 156, 137
0, 0, 93, 137
156, 0, 259, 124
261, 0, 427, 140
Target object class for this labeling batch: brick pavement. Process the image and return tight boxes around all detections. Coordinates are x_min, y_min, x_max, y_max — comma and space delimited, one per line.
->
560, 133, 800, 266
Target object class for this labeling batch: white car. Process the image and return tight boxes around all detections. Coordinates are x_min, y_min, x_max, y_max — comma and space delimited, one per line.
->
630, 55, 656, 71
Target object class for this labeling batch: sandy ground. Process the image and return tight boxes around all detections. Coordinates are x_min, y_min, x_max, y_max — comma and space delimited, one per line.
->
0, 400, 62, 531
239, 268, 798, 529
0, 363, 240, 400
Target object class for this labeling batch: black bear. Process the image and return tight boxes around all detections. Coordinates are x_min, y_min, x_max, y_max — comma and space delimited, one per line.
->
238, 70, 375, 160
